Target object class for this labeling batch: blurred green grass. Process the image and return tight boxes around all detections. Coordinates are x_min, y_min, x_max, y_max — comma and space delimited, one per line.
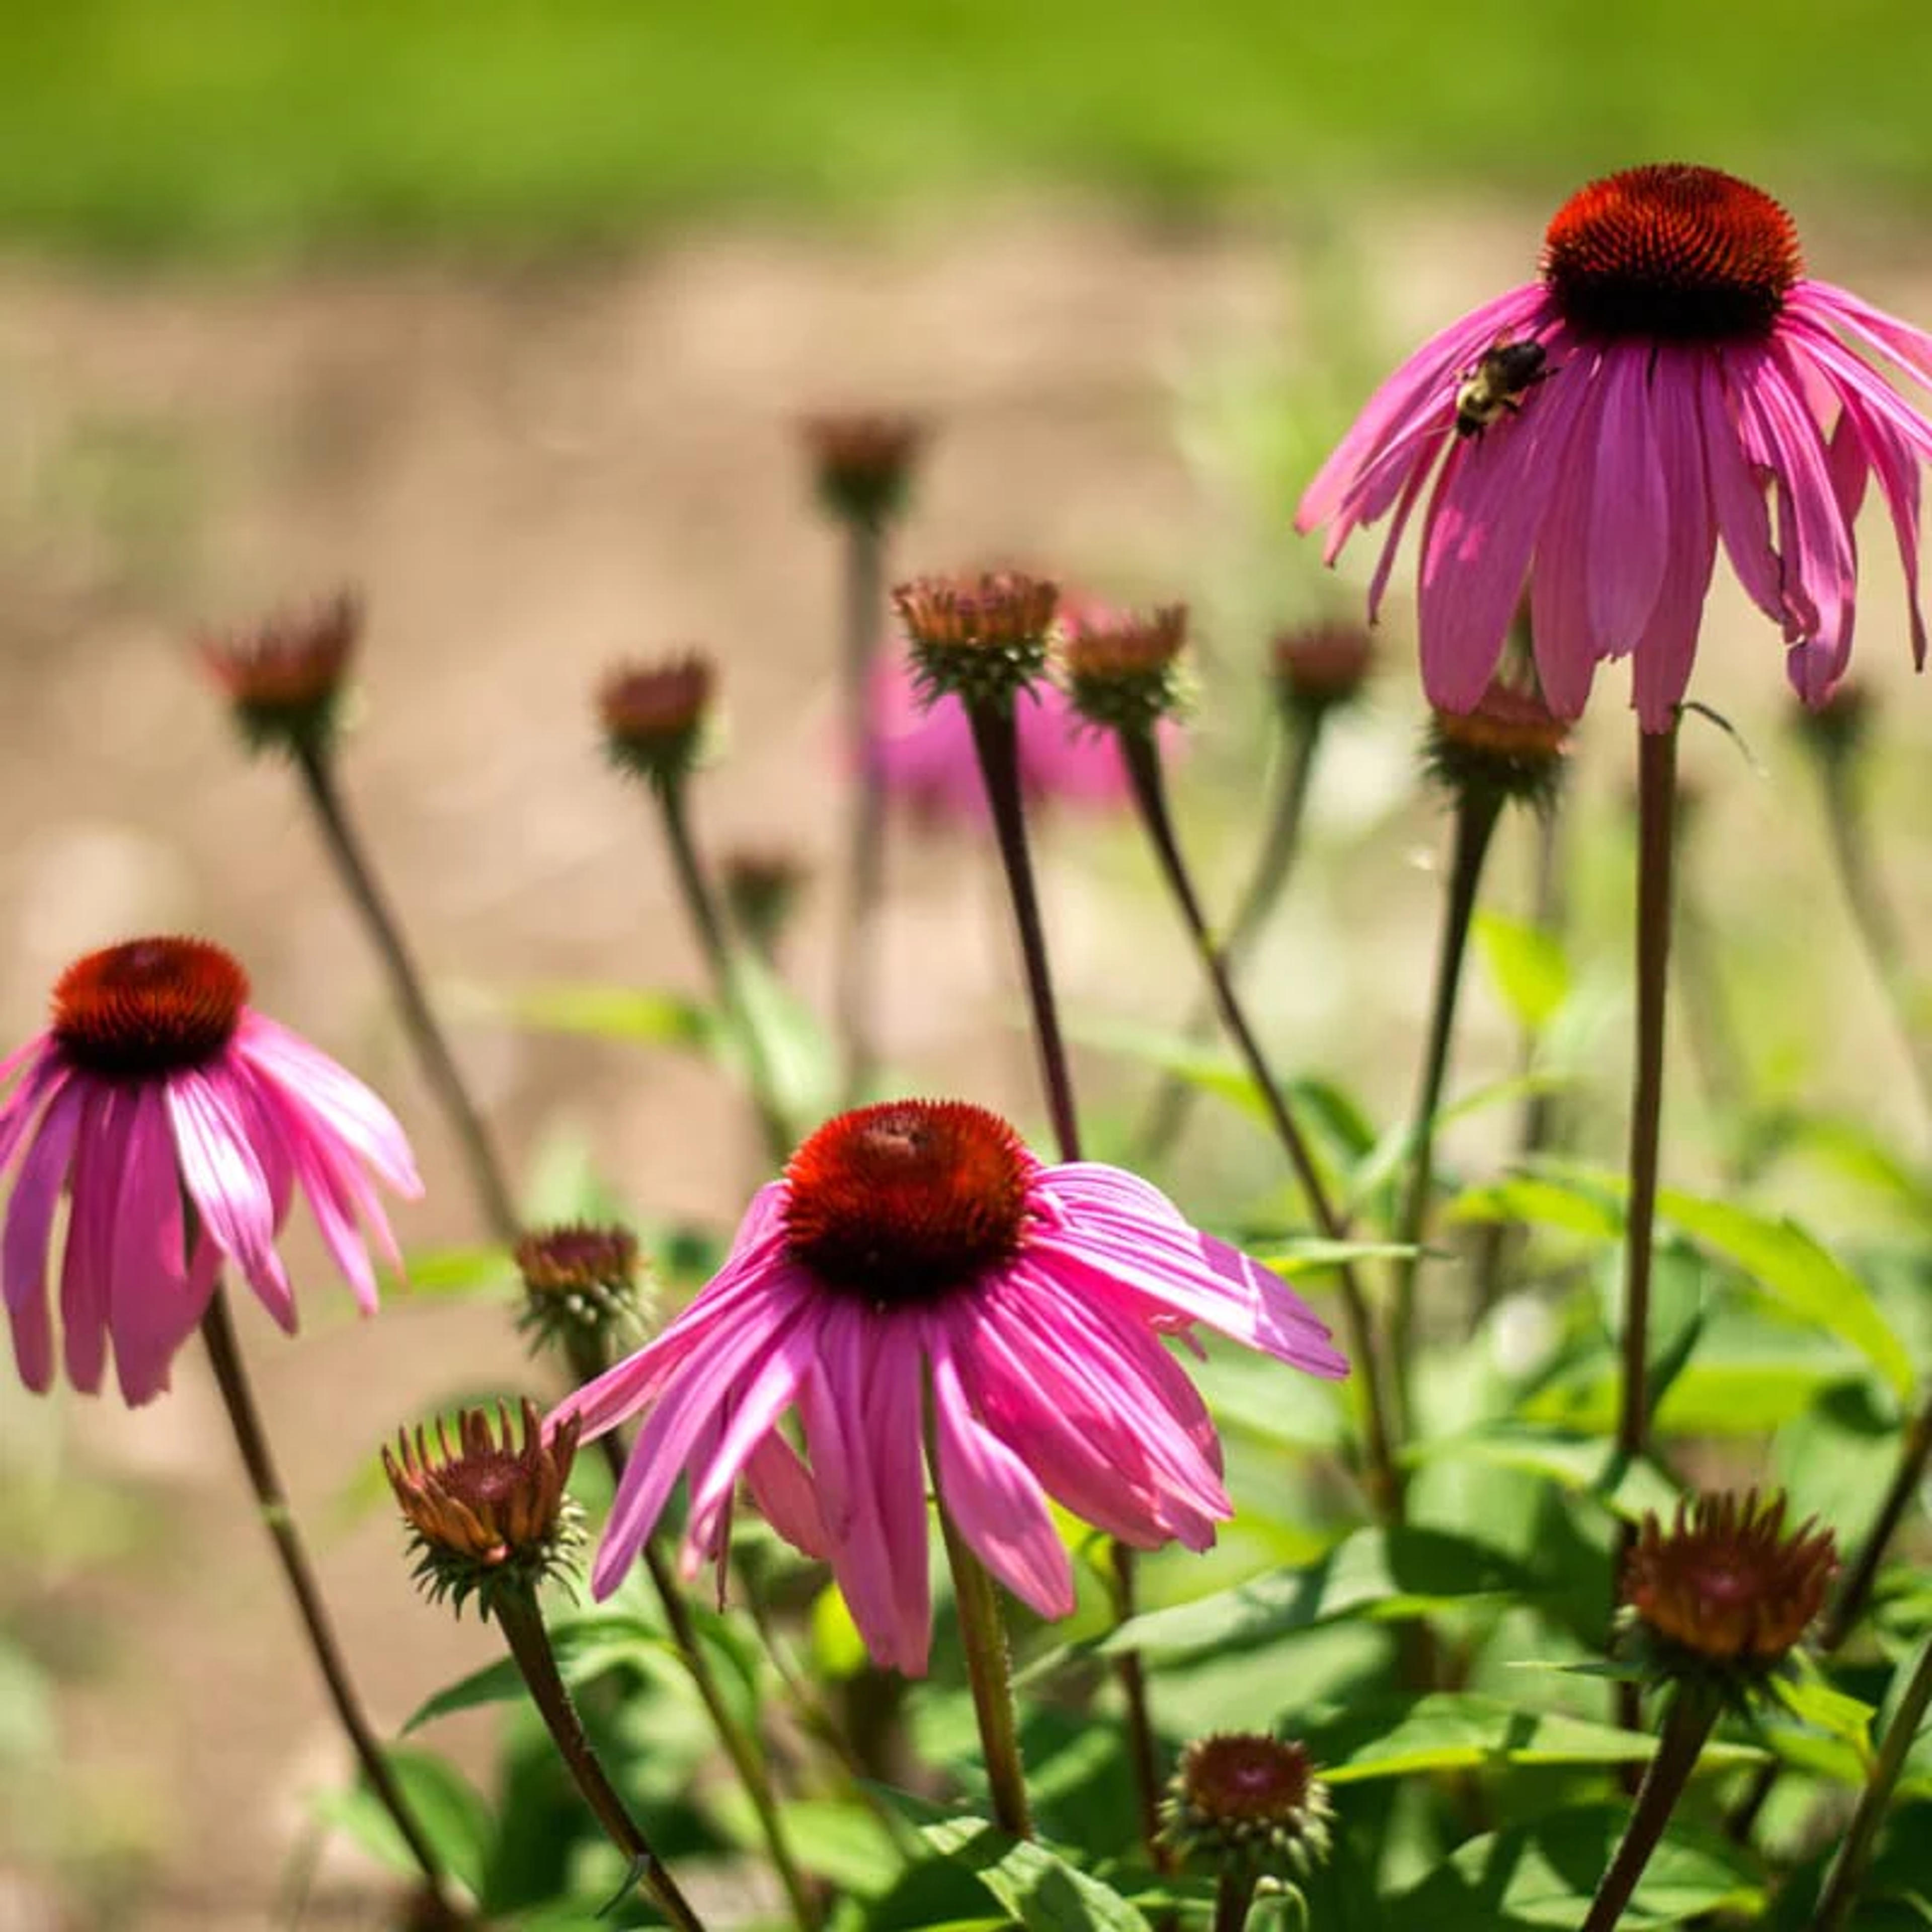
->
11, 0, 1932, 260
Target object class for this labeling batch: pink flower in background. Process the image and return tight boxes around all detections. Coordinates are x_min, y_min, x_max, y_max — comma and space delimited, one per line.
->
1, 937, 421, 1404
1298, 164, 1932, 731
551, 1098, 1347, 1673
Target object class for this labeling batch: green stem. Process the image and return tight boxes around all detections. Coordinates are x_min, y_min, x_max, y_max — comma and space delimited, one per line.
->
657, 778, 794, 1165
1580, 1685, 1720, 1932
1614, 718, 1679, 1728
1111, 1544, 1170, 1872
294, 743, 520, 1247
836, 518, 889, 1105
1387, 787, 1502, 1443
938, 1505, 1032, 1839
1138, 706, 1324, 1164
1118, 729, 1401, 1526
494, 1590, 707, 1932
199, 1286, 455, 1911
1814, 1628, 1932, 1932
1824, 1390, 1932, 1653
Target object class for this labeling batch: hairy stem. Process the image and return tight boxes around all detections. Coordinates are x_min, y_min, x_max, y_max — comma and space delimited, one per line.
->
494, 1590, 707, 1932
1580, 1685, 1719, 1932
200, 1286, 454, 1909
938, 1507, 1032, 1839
836, 519, 890, 1105
1387, 788, 1502, 1442
1119, 729, 1401, 1524
295, 744, 520, 1246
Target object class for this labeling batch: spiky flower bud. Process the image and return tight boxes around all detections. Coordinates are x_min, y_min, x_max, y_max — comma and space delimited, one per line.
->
1621, 1489, 1837, 1700
721, 848, 808, 961
893, 572, 1059, 713
385, 1399, 584, 1619
803, 412, 925, 529
1161, 1734, 1334, 1883
1792, 676, 1873, 767
515, 1224, 651, 1363
599, 655, 714, 794
200, 590, 360, 758
1062, 605, 1191, 738
1271, 622, 1375, 721
1425, 678, 1570, 813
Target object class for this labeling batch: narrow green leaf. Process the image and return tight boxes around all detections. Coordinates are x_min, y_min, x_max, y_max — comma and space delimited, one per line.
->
1474, 911, 1571, 1031
397, 1244, 510, 1298
403, 1614, 668, 1733
1405, 1427, 1678, 1522
311, 1748, 495, 1894
471, 980, 717, 1050
1447, 1174, 1623, 1242
1101, 1528, 1536, 1660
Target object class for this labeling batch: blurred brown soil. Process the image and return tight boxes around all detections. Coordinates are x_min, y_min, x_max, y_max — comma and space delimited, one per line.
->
2, 201, 1931, 1928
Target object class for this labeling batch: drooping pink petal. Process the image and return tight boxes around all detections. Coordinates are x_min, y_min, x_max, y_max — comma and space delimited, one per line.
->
1834, 386, 1928, 667
59, 1085, 124, 1396
928, 1333, 1075, 1622
166, 1068, 293, 1330
0, 1040, 64, 1180
108, 1085, 201, 1405
1794, 281, 1932, 397
1526, 345, 1611, 717
743, 1430, 833, 1561
235, 1015, 423, 1198
2, 1079, 82, 1393
1586, 348, 1671, 655
680, 1321, 816, 1572
1631, 347, 1720, 731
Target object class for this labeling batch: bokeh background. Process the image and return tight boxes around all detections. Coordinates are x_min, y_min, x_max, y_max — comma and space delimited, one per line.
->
6, 5, 1932, 1926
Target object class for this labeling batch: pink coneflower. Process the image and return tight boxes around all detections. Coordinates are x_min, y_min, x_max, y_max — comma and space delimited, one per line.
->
1, 937, 421, 1404
551, 1098, 1346, 1673
1298, 163, 1932, 731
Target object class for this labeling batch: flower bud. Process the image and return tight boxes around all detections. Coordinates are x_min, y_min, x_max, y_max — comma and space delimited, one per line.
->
1062, 604, 1190, 738
721, 848, 809, 962
1425, 677, 1570, 813
1271, 622, 1375, 721
200, 590, 360, 758
515, 1224, 651, 1365
1792, 676, 1873, 768
1161, 1733, 1334, 1883
893, 572, 1059, 712
598, 655, 714, 793
802, 412, 924, 529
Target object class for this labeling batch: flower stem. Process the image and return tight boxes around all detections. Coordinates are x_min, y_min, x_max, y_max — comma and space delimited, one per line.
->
656, 778, 794, 1165
493, 1588, 707, 1932
1813, 1627, 1932, 1932
836, 517, 889, 1105
293, 743, 520, 1247
1580, 1684, 1719, 1932
1387, 787, 1503, 1443
1815, 752, 1932, 1128
1614, 718, 1679, 1723
938, 1504, 1033, 1840
964, 699, 1082, 1162
1137, 705, 1325, 1165
562, 1342, 821, 1930
1825, 1389, 1932, 1653
962, 696, 1170, 1855
1213, 1867, 1258, 1932
1118, 730, 1401, 1525
199, 1285, 454, 1910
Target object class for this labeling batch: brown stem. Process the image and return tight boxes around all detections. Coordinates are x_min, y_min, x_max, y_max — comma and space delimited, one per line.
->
1615, 719, 1679, 1734
1111, 1546, 1169, 1872
1387, 788, 1503, 1442
1213, 1866, 1258, 1932
199, 1286, 454, 1907
494, 1590, 707, 1932
938, 1506, 1032, 1839
656, 779, 794, 1165
837, 518, 889, 1105
1137, 706, 1324, 1164
1118, 730, 1401, 1525
294, 744, 520, 1246
1581, 1685, 1719, 1932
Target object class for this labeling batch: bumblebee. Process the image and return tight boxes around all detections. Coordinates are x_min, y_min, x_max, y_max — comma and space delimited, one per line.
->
1454, 339, 1553, 440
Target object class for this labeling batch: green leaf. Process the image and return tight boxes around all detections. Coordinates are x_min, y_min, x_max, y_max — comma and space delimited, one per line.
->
1654, 1185, 1915, 1400
1474, 911, 1571, 1031
1395, 1806, 1760, 1927
1405, 1427, 1679, 1523
735, 948, 838, 1126
1072, 1017, 1265, 1122
1101, 1528, 1536, 1660
1769, 1661, 1876, 1774
1309, 1692, 1762, 1784
311, 1747, 495, 1894
891, 1797, 1151, 1932
1253, 1236, 1422, 1275
398, 1244, 510, 1298
403, 1614, 668, 1733
476, 980, 717, 1051
1346, 1075, 1565, 1210
1447, 1174, 1623, 1243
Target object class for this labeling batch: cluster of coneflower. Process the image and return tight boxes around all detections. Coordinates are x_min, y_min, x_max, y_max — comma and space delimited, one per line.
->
8, 160, 1932, 1931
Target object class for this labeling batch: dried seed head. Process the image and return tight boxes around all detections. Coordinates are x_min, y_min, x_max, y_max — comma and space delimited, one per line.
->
598, 654, 715, 793
1161, 1734, 1334, 1882
200, 590, 360, 757
893, 572, 1059, 712
802, 412, 925, 528
385, 1398, 584, 1619
1062, 604, 1191, 738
